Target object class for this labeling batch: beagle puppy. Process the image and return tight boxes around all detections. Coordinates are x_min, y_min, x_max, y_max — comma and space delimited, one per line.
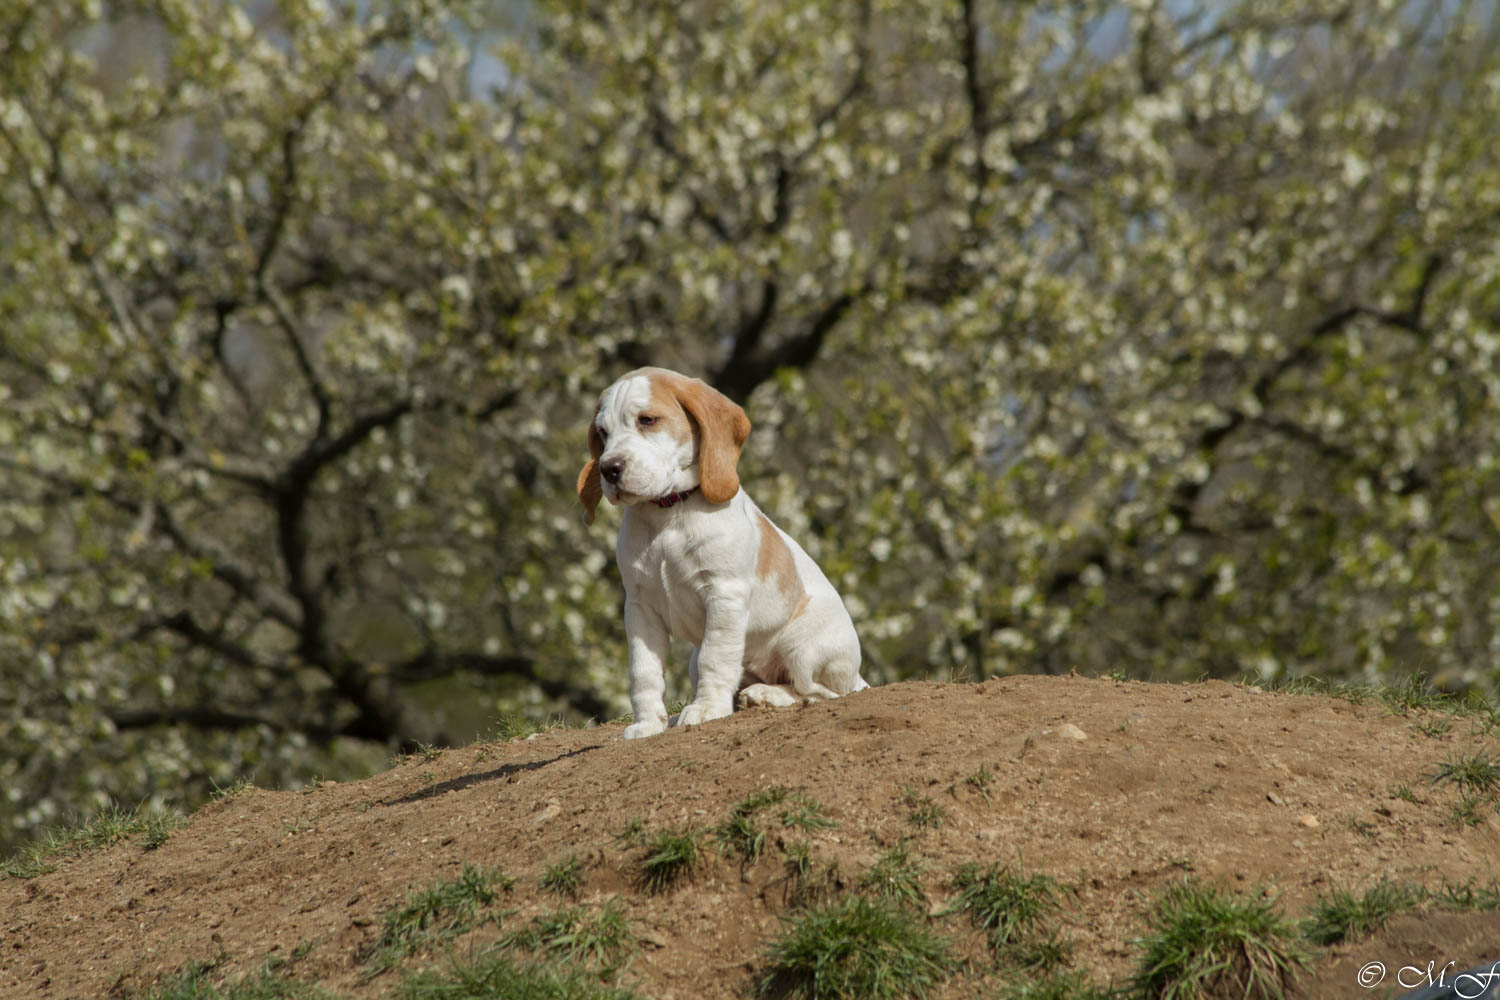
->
578, 367, 869, 738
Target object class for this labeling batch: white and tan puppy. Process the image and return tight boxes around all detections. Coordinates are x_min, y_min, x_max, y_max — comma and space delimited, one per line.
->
578, 367, 868, 739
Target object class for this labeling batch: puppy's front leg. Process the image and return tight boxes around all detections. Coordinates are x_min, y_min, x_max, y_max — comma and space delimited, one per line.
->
675, 589, 747, 728
622, 598, 670, 739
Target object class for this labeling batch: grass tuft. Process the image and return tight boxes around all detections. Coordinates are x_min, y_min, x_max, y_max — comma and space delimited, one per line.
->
1411, 716, 1453, 738
1430, 878, 1500, 912
1002, 928, 1072, 972
1432, 751, 1500, 827
783, 840, 815, 884
716, 787, 834, 863
903, 787, 948, 831
1450, 793, 1494, 828
734, 786, 792, 814
489, 713, 538, 742
636, 828, 701, 894
1304, 880, 1422, 945
130, 959, 334, 999
142, 811, 182, 849
715, 812, 768, 863
1376, 672, 1490, 717
781, 840, 841, 908
362, 864, 514, 975
1432, 752, 1500, 795
1001, 969, 1115, 1000
942, 862, 1060, 953
396, 949, 644, 1000
857, 840, 926, 911
541, 854, 585, 898
616, 817, 647, 846
781, 793, 838, 831
964, 765, 995, 803
3, 803, 184, 879
209, 776, 255, 802
1377, 673, 1447, 713
1132, 880, 1308, 1000
1252, 672, 1497, 720
506, 897, 637, 974
757, 895, 955, 1000
1252, 674, 1370, 704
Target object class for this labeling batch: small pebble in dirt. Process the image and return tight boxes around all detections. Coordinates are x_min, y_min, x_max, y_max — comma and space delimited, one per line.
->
1056, 723, 1087, 741
1297, 813, 1320, 828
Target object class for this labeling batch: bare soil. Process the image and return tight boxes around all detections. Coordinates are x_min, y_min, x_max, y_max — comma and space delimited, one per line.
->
4, 676, 1499, 1000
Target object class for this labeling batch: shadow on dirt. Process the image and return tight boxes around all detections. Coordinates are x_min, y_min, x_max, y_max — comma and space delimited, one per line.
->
383, 744, 603, 806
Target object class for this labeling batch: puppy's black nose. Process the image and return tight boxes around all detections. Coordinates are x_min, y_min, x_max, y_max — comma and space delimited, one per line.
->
600, 456, 624, 485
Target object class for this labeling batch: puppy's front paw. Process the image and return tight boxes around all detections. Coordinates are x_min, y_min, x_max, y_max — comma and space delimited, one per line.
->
623, 719, 666, 740
674, 699, 731, 728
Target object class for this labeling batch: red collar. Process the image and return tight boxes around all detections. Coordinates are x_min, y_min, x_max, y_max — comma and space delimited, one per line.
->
652, 486, 698, 509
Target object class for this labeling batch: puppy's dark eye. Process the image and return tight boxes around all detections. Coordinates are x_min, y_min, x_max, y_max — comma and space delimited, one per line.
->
637, 414, 658, 428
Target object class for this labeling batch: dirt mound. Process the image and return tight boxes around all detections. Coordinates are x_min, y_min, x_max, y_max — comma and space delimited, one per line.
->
4, 676, 1499, 999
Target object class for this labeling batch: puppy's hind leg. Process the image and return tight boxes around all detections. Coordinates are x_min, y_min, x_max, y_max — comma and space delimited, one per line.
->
736, 668, 847, 709
793, 679, 843, 702
796, 638, 868, 702
785, 649, 853, 703
737, 683, 801, 709
735, 643, 857, 710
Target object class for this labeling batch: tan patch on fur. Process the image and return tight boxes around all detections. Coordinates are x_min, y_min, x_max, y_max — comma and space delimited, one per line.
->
577, 403, 604, 525
757, 513, 807, 610
643, 369, 748, 504
644, 372, 697, 449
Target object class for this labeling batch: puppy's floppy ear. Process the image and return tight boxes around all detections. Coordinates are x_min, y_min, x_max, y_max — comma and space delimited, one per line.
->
577, 409, 604, 525
674, 377, 750, 504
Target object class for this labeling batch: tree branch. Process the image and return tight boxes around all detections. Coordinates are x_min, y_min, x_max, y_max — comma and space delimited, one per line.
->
145, 610, 273, 673
1178, 253, 1445, 514
0, 99, 156, 354
153, 502, 304, 630
470, 387, 522, 421
253, 114, 336, 440
959, 0, 991, 198
326, 657, 407, 745
722, 278, 779, 375
713, 291, 857, 402
105, 706, 291, 733
261, 281, 333, 440
288, 397, 415, 483
763, 11, 869, 236
267, 395, 415, 674
644, 100, 737, 243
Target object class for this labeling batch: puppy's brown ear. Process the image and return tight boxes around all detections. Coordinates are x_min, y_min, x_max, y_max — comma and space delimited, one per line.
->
674, 377, 750, 504
577, 414, 604, 525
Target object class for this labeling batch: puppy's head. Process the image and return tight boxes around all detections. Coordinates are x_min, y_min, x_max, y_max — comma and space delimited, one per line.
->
577, 368, 750, 524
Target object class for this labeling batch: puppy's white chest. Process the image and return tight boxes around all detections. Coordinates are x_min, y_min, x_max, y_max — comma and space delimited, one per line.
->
619, 518, 709, 642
